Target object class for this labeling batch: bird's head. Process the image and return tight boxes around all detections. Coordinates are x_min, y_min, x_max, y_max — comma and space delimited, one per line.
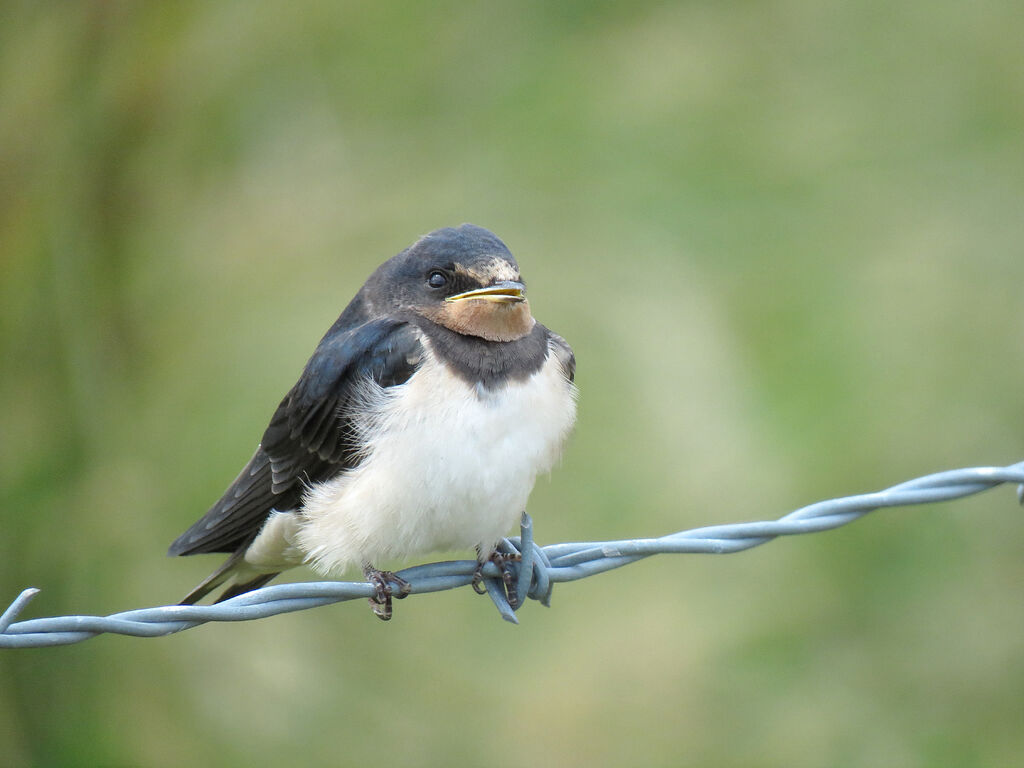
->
378, 224, 535, 342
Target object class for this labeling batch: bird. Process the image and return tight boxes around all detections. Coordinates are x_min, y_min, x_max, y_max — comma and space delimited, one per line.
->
168, 224, 577, 619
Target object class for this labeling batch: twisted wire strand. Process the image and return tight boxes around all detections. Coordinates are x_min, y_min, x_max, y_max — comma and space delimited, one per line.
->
3, 461, 1023, 648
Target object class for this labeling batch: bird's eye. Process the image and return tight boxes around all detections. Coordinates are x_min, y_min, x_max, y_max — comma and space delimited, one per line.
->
427, 271, 448, 289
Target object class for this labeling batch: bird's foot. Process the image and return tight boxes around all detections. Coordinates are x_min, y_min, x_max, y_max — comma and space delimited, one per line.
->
363, 567, 412, 621
471, 550, 523, 608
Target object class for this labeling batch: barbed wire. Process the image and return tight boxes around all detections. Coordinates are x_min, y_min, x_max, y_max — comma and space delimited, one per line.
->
3, 461, 1023, 648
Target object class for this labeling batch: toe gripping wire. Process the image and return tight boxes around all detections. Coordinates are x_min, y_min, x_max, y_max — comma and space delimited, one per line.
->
480, 512, 554, 624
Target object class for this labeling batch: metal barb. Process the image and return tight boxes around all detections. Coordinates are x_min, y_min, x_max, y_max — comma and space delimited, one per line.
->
3, 461, 1023, 649
0, 588, 39, 633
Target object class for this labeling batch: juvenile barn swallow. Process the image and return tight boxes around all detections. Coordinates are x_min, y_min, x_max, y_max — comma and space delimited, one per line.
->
169, 224, 577, 618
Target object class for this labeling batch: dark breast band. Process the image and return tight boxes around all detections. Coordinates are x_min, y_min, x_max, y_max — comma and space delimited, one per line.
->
409, 316, 551, 388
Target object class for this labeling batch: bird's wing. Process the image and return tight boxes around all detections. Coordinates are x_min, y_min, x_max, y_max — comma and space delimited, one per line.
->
547, 329, 576, 383
168, 317, 424, 556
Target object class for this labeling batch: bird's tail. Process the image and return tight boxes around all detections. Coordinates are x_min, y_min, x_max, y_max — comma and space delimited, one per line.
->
178, 549, 280, 605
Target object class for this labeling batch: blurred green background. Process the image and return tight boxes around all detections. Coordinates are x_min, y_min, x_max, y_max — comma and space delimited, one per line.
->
2, 1, 1023, 765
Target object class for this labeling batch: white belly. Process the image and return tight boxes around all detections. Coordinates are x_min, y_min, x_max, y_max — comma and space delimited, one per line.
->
253, 344, 576, 577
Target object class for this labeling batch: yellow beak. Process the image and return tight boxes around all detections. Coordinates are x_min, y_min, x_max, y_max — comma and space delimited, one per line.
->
445, 281, 526, 304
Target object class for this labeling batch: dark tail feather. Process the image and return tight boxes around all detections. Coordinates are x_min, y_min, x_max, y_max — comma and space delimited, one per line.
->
177, 549, 279, 605
213, 573, 280, 603
177, 551, 241, 604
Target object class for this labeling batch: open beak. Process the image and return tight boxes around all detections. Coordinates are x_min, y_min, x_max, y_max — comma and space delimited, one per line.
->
445, 280, 526, 304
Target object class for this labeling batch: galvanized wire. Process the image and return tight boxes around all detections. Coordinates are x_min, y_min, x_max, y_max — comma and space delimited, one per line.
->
3, 461, 1023, 648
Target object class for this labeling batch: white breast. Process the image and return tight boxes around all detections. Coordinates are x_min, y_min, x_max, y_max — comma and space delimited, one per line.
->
288, 341, 576, 577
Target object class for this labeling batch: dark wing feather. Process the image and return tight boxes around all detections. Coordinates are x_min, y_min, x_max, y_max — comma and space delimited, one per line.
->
547, 329, 576, 383
168, 318, 423, 556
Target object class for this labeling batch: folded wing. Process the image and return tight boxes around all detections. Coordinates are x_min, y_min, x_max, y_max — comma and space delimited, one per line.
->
168, 317, 424, 557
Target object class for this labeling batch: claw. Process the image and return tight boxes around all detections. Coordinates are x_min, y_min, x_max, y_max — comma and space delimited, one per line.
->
472, 550, 522, 608
471, 566, 488, 595
363, 567, 411, 621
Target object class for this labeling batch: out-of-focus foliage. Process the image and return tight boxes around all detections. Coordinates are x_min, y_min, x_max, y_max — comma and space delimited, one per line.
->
1, 2, 1022, 766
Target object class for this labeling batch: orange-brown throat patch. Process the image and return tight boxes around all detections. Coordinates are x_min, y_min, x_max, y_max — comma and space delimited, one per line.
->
422, 299, 535, 342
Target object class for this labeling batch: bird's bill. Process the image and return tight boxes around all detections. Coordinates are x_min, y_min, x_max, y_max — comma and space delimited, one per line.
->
445, 281, 526, 304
